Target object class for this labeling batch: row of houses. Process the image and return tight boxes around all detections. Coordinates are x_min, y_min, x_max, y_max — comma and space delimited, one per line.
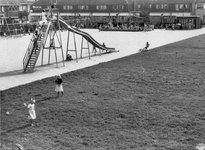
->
2, 0, 205, 24
30, 0, 205, 25
0, 0, 36, 24
0, 0, 35, 16
30, 0, 205, 15
31, 0, 195, 16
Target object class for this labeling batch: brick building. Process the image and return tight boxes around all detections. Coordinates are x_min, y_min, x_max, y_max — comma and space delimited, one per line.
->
0, 0, 35, 24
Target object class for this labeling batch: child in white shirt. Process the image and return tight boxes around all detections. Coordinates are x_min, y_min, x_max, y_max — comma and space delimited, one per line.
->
24, 98, 36, 126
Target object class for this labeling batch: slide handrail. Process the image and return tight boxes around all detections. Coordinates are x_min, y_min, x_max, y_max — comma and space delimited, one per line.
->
23, 35, 35, 69
23, 22, 51, 71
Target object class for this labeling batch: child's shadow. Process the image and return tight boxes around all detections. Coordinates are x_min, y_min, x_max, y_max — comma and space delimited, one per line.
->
37, 95, 58, 103
1, 124, 31, 135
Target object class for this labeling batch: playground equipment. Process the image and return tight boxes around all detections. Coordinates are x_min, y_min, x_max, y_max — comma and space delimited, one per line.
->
23, 21, 51, 72
23, 8, 116, 73
59, 18, 116, 62
0, 17, 27, 37
23, 8, 64, 72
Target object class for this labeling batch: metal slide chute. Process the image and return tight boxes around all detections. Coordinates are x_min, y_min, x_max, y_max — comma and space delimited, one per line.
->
59, 19, 115, 52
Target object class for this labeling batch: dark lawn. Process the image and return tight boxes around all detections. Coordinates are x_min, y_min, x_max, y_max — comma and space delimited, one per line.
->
1, 34, 205, 150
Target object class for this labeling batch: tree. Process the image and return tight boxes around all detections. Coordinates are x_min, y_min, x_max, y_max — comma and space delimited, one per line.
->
18, 10, 29, 23
139, 10, 150, 24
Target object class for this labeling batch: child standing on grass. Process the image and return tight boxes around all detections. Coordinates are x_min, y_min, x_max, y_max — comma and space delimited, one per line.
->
55, 75, 64, 97
24, 98, 36, 126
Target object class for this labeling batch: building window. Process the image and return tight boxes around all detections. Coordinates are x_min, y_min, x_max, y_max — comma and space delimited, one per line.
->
33, 6, 42, 9
163, 4, 168, 9
145, 4, 152, 9
22, 6, 27, 11
14, 6, 18, 12
63, 5, 73, 10
156, 4, 168, 9
78, 5, 88, 10
15, 6, 18, 12
138, 5, 141, 9
119, 5, 124, 9
96, 5, 107, 10
179, 4, 183, 9
67, 6, 73, 10
197, 3, 204, 9
175, 4, 179, 10
113, 5, 124, 10
179, 4, 189, 9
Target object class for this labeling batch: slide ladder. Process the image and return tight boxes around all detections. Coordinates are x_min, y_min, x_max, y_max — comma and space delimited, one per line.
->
23, 22, 50, 72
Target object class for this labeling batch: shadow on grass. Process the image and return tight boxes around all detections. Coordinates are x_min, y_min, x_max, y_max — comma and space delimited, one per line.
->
32, 93, 58, 103
1, 124, 31, 135
37, 95, 59, 103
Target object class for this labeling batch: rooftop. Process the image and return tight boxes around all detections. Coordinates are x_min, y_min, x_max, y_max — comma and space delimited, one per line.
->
33, 0, 128, 6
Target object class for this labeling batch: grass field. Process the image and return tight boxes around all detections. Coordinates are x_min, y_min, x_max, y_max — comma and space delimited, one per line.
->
1, 34, 205, 150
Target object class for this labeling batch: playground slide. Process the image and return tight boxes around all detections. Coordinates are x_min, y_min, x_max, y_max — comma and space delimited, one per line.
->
59, 19, 115, 51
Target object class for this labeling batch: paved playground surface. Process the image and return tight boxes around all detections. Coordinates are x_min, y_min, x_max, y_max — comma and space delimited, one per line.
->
1, 28, 205, 91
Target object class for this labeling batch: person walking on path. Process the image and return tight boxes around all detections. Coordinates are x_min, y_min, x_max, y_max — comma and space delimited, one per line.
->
55, 75, 64, 97
24, 98, 36, 126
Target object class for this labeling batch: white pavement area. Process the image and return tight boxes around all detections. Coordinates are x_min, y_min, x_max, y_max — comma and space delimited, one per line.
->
1, 28, 205, 91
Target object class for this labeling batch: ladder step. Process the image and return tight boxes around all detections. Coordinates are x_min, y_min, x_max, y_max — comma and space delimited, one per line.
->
28, 63, 34, 66
29, 60, 35, 62
28, 62, 35, 64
